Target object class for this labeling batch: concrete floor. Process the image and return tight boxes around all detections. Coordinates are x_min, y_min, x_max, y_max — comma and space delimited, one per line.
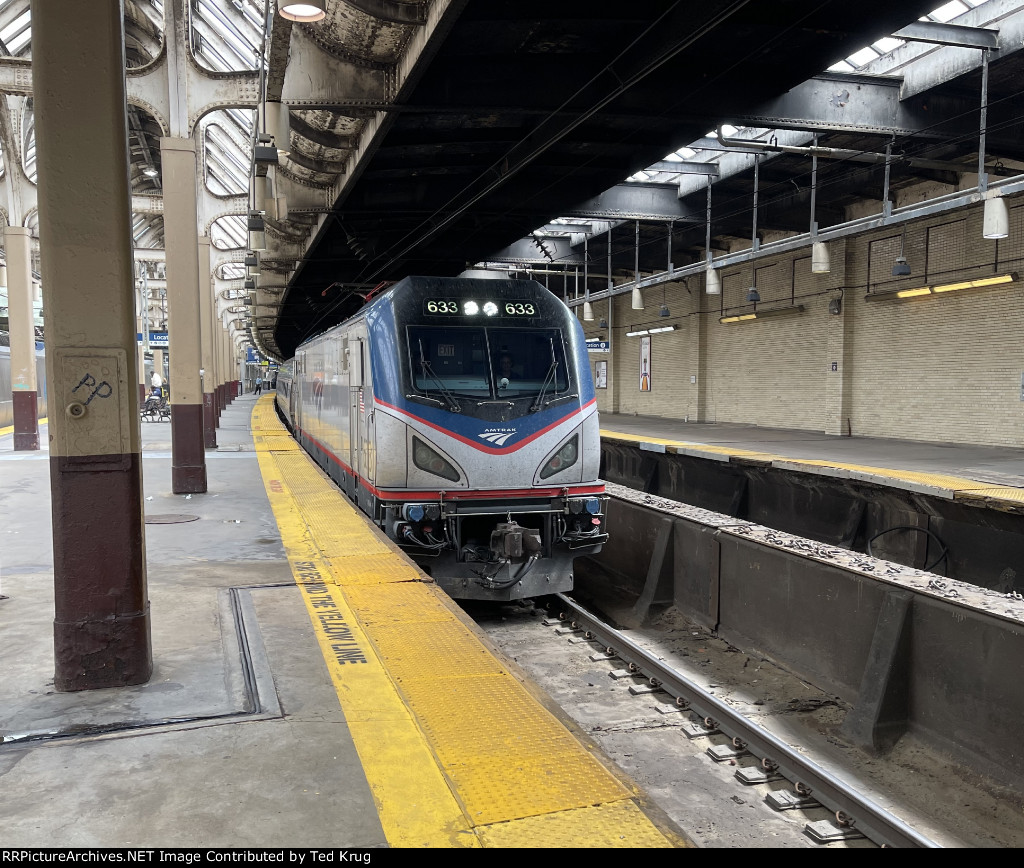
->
0, 395, 387, 848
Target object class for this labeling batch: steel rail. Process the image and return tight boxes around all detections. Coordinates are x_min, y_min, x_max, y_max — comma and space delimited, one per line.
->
552, 592, 941, 849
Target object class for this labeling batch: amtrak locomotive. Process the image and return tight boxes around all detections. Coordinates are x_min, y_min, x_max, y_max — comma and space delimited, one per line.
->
276, 275, 608, 601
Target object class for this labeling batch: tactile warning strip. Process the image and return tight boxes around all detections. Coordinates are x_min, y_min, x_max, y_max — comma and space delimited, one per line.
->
251, 397, 684, 847
476, 801, 675, 848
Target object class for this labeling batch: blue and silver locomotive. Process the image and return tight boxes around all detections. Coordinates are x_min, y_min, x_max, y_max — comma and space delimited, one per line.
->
276, 275, 608, 601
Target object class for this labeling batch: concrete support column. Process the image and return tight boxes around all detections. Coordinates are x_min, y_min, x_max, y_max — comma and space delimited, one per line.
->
153, 348, 165, 389
823, 239, 852, 436
198, 238, 217, 448
6, 226, 38, 450
695, 292, 710, 422
136, 279, 147, 402
160, 137, 207, 493
32, 0, 151, 690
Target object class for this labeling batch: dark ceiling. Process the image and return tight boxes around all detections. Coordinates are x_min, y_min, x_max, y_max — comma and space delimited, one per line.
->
275, 0, 966, 357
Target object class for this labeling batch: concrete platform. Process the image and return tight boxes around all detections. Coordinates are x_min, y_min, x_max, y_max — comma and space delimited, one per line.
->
599, 413, 1024, 492
0, 396, 684, 850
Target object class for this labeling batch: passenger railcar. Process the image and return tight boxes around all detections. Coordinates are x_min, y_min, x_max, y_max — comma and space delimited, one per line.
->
276, 275, 608, 601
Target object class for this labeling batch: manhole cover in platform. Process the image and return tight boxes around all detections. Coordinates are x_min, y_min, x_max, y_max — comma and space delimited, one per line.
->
144, 514, 200, 524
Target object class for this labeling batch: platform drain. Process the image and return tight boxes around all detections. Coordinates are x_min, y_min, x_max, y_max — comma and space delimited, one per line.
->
144, 514, 200, 524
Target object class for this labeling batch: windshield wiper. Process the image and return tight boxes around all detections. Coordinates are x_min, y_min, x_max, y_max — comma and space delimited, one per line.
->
529, 337, 560, 412
418, 339, 461, 412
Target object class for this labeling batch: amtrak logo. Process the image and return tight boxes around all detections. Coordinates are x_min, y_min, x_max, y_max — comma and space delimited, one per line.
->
479, 427, 517, 446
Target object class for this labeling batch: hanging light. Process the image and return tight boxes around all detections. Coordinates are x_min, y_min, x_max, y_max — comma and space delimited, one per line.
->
747, 287, 761, 303
631, 286, 644, 309
583, 300, 594, 321
659, 303, 670, 317
262, 101, 291, 156
705, 266, 721, 295
248, 213, 267, 251
251, 175, 271, 213
0, 263, 7, 287
811, 241, 831, 274
277, 0, 325, 22
245, 253, 259, 277
983, 197, 1009, 239
892, 227, 911, 276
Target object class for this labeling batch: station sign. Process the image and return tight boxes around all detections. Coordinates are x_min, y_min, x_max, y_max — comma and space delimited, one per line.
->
136, 331, 168, 348
586, 339, 610, 353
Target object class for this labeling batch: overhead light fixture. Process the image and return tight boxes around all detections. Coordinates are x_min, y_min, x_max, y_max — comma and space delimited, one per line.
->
746, 287, 760, 303
865, 273, 1017, 302
705, 266, 721, 295
245, 253, 259, 277
983, 197, 1009, 240
659, 303, 670, 317
142, 165, 159, 178
252, 175, 271, 212
277, 0, 326, 21
631, 286, 644, 310
892, 227, 911, 276
626, 324, 677, 337
263, 101, 291, 156
811, 240, 830, 274
598, 318, 608, 329
720, 304, 804, 324
892, 256, 912, 277
247, 213, 267, 251
583, 300, 594, 321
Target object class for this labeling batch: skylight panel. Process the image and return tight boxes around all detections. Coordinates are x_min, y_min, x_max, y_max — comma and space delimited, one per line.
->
848, 46, 880, 67
929, 1, 969, 22
872, 37, 904, 54
828, 59, 856, 72
0, 8, 29, 52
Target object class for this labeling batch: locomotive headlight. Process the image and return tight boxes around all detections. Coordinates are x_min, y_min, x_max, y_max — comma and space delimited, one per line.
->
483, 301, 498, 316
539, 434, 579, 480
463, 300, 479, 315
412, 436, 460, 482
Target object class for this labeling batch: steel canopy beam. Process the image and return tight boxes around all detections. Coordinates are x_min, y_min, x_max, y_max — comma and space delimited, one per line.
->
893, 20, 999, 48
562, 183, 701, 223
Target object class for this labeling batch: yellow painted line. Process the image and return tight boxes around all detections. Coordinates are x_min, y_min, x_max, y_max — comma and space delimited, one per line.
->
252, 397, 686, 848
0, 417, 48, 438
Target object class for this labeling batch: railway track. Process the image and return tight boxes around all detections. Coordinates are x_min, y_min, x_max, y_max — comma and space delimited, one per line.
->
542, 593, 939, 849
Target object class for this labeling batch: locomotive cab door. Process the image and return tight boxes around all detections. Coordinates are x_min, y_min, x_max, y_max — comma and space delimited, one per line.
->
348, 332, 373, 508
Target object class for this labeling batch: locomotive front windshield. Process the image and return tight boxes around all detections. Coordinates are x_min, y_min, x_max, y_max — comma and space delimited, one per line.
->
408, 325, 570, 404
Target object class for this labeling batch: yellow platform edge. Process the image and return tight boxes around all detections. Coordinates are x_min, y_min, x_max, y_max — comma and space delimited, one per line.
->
599, 427, 1024, 507
251, 397, 686, 848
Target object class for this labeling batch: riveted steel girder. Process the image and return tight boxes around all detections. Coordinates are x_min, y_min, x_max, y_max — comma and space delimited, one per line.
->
279, 25, 391, 108
562, 183, 701, 223
486, 236, 584, 266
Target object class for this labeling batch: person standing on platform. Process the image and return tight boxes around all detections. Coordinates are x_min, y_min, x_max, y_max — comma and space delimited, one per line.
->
253, 376, 262, 396
151, 370, 163, 396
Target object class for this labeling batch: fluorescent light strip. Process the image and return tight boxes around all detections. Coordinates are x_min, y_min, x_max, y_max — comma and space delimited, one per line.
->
719, 304, 804, 324
626, 324, 678, 336
867, 272, 1017, 301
